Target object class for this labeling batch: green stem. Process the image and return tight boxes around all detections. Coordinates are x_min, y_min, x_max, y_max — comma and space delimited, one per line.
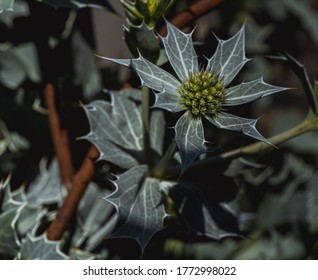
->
142, 86, 151, 165
151, 141, 177, 179
166, 113, 318, 177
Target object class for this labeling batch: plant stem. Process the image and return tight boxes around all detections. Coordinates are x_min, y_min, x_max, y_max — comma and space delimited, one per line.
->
44, 83, 74, 188
159, 0, 226, 36
46, 145, 99, 241
219, 116, 316, 161
142, 86, 152, 165
152, 141, 177, 179
166, 114, 318, 177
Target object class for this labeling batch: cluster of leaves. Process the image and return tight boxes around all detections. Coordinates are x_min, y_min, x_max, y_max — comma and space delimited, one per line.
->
1, 0, 318, 260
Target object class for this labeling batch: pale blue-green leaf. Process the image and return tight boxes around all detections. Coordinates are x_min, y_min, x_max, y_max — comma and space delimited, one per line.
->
72, 182, 114, 248
174, 112, 206, 172
224, 77, 287, 106
105, 165, 148, 222
83, 89, 144, 169
16, 204, 42, 236
153, 89, 184, 112
27, 159, 64, 205
149, 110, 165, 157
306, 173, 318, 233
0, 50, 26, 89
169, 182, 239, 240
106, 166, 168, 250
69, 248, 95, 260
233, 231, 305, 259
0, 0, 14, 13
207, 25, 248, 86
38, 0, 116, 12
0, 0, 29, 27
98, 55, 131, 68
286, 0, 318, 43
0, 207, 21, 257
13, 43, 41, 83
19, 234, 68, 260
72, 31, 102, 99
161, 20, 198, 81
124, 21, 160, 63
205, 112, 271, 144
2, 185, 26, 211
132, 55, 180, 94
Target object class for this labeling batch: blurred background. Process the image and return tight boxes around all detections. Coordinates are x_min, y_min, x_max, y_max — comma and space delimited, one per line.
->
1, 0, 318, 259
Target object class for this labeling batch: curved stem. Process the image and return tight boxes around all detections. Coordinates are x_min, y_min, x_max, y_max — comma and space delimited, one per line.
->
159, 0, 226, 36
152, 141, 177, 179
166, 114, 318, 177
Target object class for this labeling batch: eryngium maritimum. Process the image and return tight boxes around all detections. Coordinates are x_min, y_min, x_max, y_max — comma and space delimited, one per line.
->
104, 21, 287, 172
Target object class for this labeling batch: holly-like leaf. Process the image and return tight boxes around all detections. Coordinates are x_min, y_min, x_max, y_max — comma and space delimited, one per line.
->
0, 0, 14, 13
84, 88, 165, 169
169, 181, 239, 240
105, 165, 168, 250
131, 55, 181, 94
174, 112, 206, 172
161, 20, 198, 81
224, 77, 287, 106
71, 31, 102, 99
72, 182, 114, 248
306, 173, 318, 233
26, 159, 65, 205
0, 207, 21, 257
38, 0, 116, 13
205, 112, 271, 145
124, 21, 160, 63
19, 234, 68, 260
207, 25, 249, 86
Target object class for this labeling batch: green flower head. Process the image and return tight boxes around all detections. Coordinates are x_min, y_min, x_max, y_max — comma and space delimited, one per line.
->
105, 21, 287, 172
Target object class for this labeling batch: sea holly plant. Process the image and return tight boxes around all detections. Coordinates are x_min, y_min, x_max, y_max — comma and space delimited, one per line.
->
83, 88, 238, 250
105, 21, 287, 172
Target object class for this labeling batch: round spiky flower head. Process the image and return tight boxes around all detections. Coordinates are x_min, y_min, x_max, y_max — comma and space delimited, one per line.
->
104, 21, 287, 172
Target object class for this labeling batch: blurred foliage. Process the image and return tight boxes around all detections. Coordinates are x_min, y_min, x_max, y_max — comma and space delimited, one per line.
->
1, 0, 318, 260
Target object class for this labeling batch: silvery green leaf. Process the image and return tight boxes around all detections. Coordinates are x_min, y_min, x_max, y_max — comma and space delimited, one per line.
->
84, 89, 143, 169
72, 182, 114, 248
84, 88, 166, 169
0, 1, 29, 27
38, 0, 117, 12
205, 112, 271, 144
99, 56, 131, 68
306, 173, 318, 233
153, 90, 184, 112
16, 204, 42, 236
124, 21, 160, 63
285, 0, 318, 43
105, 165, 168, 250
105, 165, 148, 221
0, 0, 14, 13
0, 207, 21, 257
161, 20, 198, 81
27, 159, 64, 205
174, 112, 206, 172
169, 182, 239, 240
224, 77, 287, 106
131, 55, 180, 93
150, 110, 165, 156
13, 43, 42, 83
19, 234, 68, 260
207, 25, 248, 86
0, 50, 26, 89
72, 31, 102, 99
